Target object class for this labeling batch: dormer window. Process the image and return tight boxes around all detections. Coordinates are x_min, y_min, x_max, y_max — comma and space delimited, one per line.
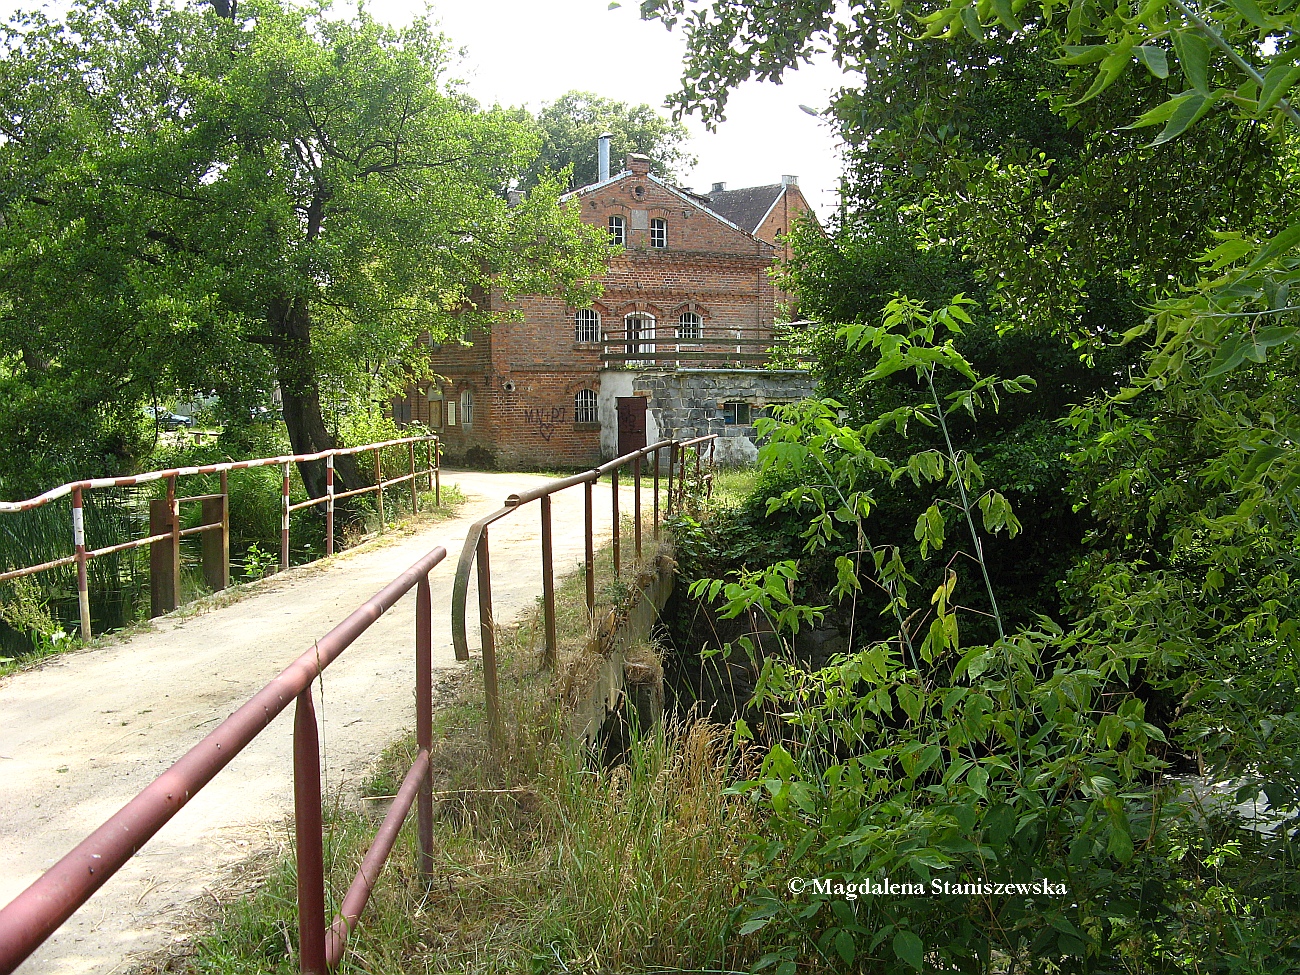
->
650, 218, 666, 249
608, 214, 625, 246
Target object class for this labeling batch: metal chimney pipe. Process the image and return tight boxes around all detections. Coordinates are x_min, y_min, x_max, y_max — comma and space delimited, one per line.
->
598, 132, 612, 183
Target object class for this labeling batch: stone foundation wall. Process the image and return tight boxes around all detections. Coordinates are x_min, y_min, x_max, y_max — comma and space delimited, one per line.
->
601, 368, 816, 465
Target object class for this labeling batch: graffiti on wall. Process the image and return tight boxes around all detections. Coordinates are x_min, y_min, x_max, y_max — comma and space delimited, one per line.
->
522, 406, 567, 441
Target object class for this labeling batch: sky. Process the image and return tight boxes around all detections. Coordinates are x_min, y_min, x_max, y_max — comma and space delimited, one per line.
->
359, 0, 849, 219
0, 0, 850, 218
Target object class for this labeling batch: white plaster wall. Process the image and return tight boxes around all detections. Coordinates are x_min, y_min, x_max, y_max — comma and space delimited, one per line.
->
598, 371, 634, 460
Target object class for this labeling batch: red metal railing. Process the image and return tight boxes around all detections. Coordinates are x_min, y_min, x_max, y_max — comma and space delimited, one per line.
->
0, 435, 440, 640
449, 435, 717, 735
0, 544, 447, 975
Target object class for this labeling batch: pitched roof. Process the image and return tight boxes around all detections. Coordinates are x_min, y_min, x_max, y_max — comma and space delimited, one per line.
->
705, 184, 785, 234
564, 171, 766, 244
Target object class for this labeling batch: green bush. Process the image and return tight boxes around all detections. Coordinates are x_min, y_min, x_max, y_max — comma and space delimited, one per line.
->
681, 297, 1300, 972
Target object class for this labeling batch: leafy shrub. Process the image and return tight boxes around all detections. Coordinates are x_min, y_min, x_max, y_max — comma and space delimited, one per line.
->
680, 296, 1300, 972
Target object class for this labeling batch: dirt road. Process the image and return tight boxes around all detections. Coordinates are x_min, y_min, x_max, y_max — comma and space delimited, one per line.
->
0, 470, 631, 975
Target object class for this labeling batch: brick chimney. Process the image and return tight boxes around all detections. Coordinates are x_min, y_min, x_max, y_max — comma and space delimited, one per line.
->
626, 153, 651, 176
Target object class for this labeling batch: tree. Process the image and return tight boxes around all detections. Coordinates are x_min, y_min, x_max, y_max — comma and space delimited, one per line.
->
0, 0, 608, 498
519, 90, 695, 190
649, 2, 1300, 965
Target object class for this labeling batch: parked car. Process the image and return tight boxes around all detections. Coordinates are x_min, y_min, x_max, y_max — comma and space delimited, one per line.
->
144, 406, 197, 430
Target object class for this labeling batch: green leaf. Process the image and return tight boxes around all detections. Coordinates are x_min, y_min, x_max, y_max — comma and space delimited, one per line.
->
1135, 45, 1169, 79
1225, 0, 1270, 29
1150, 91, 1218, 146
1108, 826, 1135, 863
1205, 334, 1247, 377
1242, 443, 1285, 479
894, 930, 924, 970
738, 917, 771, 936
1124, 92, 1194, 129
1172, 29, 1211, 95
1259, 61, 1300, 116
959, 6, 986, 41
834, 929, 856, 964
1245, 218, 1300, 272
991, 0, 1023, 32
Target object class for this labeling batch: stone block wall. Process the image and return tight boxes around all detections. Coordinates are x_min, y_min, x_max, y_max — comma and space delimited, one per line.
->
599, 368, 817, 465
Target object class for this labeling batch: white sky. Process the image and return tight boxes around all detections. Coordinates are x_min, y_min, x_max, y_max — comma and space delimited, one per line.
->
375, 0, 849, 220
0, 0, 849, 219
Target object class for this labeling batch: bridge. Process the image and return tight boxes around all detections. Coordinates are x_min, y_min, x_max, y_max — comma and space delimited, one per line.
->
0, 438, 714, 974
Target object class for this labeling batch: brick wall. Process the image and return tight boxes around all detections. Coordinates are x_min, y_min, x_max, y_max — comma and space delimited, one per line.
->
405, 156, 794, 470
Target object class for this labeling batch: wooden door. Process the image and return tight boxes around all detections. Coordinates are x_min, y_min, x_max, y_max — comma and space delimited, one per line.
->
616, 396, 647, 455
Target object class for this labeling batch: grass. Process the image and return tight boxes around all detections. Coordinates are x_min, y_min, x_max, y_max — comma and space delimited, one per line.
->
163, 499, 757, 975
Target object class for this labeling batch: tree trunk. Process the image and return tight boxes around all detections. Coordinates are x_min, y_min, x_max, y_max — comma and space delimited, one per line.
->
269, 296, 364, 498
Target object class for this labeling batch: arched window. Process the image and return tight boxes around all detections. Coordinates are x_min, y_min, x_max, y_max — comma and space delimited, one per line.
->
575, 308, 600, 343
575, 389, 598, 424
677, 311, 702, 340
608, 214, 625, 246
459, 388, 474, 429
625, 313, 656, 363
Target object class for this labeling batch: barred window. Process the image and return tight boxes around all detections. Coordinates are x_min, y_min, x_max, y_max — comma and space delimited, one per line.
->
677, 311, 702, 340
575, 308, 600, 343
650, 218, 666, 248
575, 389, 598, 424
608, 214, 625, 246
460, 388, 474, 429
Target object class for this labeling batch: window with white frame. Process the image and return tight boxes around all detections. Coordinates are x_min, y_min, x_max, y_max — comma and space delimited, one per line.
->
574, 389, 597, 424
608, 214, 625, 246
650, 217, 666, 248
677, 311, 702, 340
575, 308, 600, 343
459, 388, 474, 429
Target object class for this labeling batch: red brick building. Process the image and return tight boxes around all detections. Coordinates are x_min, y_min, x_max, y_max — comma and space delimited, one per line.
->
399, 151, 816, 468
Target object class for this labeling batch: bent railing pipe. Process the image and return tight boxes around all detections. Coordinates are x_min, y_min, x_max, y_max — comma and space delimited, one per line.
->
0, 545, 447, 975
449, 437, 714, 737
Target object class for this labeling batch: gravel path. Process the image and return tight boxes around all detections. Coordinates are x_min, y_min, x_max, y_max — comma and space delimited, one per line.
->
0, 469, 631, 974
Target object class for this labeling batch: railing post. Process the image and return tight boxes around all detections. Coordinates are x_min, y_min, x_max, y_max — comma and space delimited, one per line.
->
71, 487, 91, 641
611, 467, 620, 579
540, 495, 557, 670
373, 449, 385, 531
653, 448, 660, 538
425, 440, 434, 496
415, 575, 434, 881
666, 443, 675, 516
584, 477, 595, 618
633, 455, 642, 560
294, 687, 327, 975
201, 494, 229, 592
408, 441, 418, 515
150, 479, 180, 617
280, 463, 291, 572
220, 470, 230, 581
325, 455, 335, 557
434, 439, 441, 507
476, 531, 500, 740
678, 445, 688, 509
